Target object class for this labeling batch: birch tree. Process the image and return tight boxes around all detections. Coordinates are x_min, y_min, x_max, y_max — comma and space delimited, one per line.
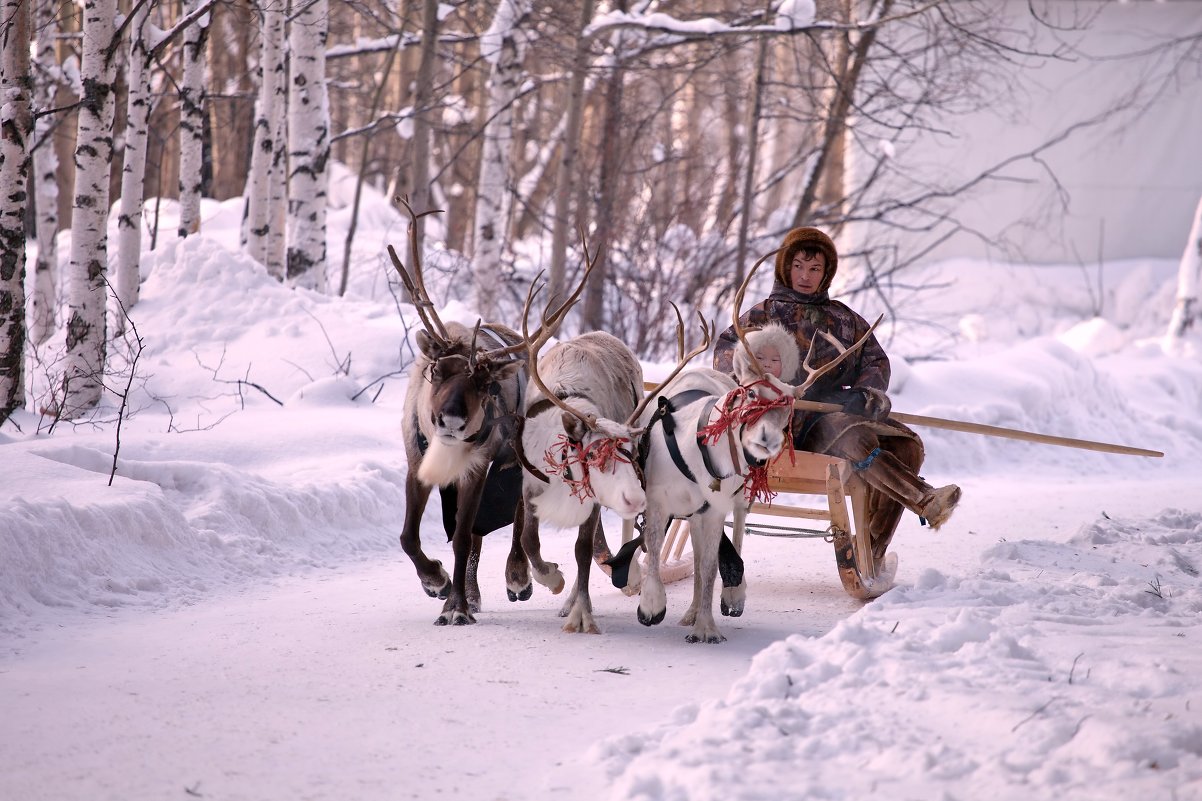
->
286, 0, 329, 291
0, 0, 33, 421
246, 0, 287, 279
471, 0, 528, 320
177, 0, 210, 238
29, 0, 60, 346
62, 0, 119, 417
547, 0, 595, 306
1166, 194, 1202, 344
404, 0, 439, 252
115, 3, 152, 326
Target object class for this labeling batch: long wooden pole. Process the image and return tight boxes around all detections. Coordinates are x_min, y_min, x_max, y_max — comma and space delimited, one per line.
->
793, 400, 1164, 458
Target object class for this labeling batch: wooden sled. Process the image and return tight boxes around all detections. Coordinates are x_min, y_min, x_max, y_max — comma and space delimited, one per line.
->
660, 450, 896, 600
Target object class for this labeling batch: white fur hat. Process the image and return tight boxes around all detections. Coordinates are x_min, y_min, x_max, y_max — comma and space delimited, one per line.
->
732, 322, 800, 384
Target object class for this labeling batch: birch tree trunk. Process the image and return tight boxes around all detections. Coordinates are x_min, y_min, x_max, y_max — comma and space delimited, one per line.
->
471, 0, 528, 320
177, 0, 210, 238
582, 0, 627, 333
115, 3, 151, 328
29, 0, 60, 346
63, 0, 118, 417
734, 16, 772, 289
0, 0, 33, 421
286, 0, 329, 291
1166, 194, 1202, 342
547, 0, 595, 306
246, 0, 287, 279
405, 0, 440, 251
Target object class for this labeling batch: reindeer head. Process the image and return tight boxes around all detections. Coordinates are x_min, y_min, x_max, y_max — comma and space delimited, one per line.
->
698, 374, 795, 465
390, 199, 530, 447
418, 329, 523, 443
539, 412, 645, 520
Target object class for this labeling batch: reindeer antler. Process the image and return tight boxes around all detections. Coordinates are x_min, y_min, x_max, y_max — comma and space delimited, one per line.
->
627, 304, 715, 426
487, 227, 597, 361
791, 314, 885, 399
731, 246, 783, 382
387, 197, 449, 345
521, 278, 600, 432
731, 243, 885, 398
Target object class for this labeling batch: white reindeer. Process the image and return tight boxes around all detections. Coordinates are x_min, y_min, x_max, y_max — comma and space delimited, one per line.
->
635, 365, 796, 642
518, 330, 647, 634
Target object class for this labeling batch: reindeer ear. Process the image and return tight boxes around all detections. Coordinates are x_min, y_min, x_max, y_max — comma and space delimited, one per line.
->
416, 331, 441, 360
562, 412, 588, 442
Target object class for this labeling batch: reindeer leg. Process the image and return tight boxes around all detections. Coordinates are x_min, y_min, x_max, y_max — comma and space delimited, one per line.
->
505, 497, 534, 602
466, 533, 483, 613
684, 511, 726, 644
399, 474, 451, 600
679, 536, 702, 627
436, 474, 486, 626
519, 495, 565, 595
721, 506, 748, 617
638, 509, 669, 626
562, 507, 601, 634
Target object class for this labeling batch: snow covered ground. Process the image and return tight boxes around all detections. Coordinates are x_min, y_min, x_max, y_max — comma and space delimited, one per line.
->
3, 193, 1201, 800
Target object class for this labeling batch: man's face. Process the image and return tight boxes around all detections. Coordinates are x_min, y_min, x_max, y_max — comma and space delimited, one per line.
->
789, 251, 826, 294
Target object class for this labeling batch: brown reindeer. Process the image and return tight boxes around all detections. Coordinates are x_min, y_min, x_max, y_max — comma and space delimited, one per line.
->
392, 203, 590, 625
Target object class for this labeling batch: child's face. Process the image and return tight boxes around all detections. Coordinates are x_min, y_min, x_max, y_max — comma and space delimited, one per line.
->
755, 344, 783, 378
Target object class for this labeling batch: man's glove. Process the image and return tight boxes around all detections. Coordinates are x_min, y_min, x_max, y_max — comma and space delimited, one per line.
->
842, 387, 891, 421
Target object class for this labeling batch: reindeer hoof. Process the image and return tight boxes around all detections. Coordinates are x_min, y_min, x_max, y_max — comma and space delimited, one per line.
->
423, 579, 451, 600
637, 607, 665, 627
720, 598, 744, 617
506, 583, 533, 602
685, 632, 727, 644
435, 610, 476, 626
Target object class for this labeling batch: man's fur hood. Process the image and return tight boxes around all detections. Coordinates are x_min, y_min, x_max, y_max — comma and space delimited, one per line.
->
774, 226, 838, 295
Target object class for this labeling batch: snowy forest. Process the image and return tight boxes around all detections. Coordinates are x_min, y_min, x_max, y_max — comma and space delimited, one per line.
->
3, 2, 1202, 799
2, 0, 1198, 428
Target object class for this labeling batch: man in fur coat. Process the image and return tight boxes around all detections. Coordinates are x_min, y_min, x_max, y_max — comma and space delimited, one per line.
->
714, 226, 961, 562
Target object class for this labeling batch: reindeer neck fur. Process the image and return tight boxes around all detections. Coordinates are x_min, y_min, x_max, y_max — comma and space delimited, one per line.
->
522, 396, 604, 528
417, 433, 494, 488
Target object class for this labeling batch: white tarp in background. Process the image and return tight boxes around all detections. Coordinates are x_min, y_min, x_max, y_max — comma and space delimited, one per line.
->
854, 0, 1202, 265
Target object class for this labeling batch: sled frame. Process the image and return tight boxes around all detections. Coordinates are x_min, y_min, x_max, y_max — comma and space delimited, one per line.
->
748, 451, 896, 600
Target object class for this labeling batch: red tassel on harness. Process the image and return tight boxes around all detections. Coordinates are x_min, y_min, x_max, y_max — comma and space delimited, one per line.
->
743, 463, 777, 505
697, 379, 793, 445
543, 434, 633, 502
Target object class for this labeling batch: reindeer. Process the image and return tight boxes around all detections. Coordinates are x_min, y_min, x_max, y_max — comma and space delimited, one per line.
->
516, 327, 645, 633
631, 255, 878, 643
392, 202, 589, 626
515, 290, 732, 634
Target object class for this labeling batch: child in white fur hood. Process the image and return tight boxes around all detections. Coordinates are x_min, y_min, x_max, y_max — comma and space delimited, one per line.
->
730, 322, 800, 384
